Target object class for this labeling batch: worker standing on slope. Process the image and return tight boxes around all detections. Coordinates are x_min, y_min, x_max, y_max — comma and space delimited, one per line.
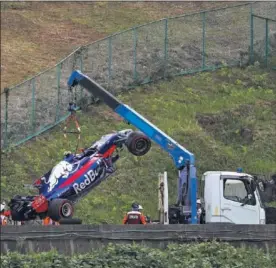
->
123, 203, 147, 225
43, 216, 60, 226
196, 199, 202, 224
0, 202, 8, 226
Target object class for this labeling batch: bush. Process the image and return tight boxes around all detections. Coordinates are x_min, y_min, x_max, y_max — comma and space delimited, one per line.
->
1, 241, 276, 268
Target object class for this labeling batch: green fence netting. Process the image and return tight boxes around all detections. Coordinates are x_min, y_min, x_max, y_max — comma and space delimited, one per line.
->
168, 13, 203, 75
1, 2, 276, 150
251, 15, 276, 68
251, 1, 276, 20
110, 29, 135, 90
82, 38, 110, 90
1, 92, 6, 147
204, 4, 251, 69
1, 48, 82, 148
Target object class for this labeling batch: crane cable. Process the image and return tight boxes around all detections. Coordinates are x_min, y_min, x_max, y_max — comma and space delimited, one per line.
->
63, 86, 82, 155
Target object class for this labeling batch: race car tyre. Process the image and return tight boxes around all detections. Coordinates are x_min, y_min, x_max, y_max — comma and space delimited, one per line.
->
59, 218, 82, 224
48, 199, 74, 222
125, 131, 151, 156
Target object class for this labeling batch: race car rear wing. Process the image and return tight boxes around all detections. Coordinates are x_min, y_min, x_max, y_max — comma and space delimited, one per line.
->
67, 70, 198, 224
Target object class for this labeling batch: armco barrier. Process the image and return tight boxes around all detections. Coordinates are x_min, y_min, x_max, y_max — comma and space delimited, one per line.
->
1, 224, 276, 255
1, 2, 276, 150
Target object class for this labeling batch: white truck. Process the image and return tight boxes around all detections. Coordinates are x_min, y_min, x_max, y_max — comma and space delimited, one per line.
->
67, 70, 275, 225
158, 170, 271, 224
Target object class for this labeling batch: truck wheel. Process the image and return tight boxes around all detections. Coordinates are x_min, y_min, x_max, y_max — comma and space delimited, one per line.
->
125, 131, 151, 156
48, 199, 74, 222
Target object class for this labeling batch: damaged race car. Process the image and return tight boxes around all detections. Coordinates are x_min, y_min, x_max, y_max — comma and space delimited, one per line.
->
8, 129, 151, 222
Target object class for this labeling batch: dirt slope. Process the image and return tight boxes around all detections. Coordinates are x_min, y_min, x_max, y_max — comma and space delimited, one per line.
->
1, 1, 233, 90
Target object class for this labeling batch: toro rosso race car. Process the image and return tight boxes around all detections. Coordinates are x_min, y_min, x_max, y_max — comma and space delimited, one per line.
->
8, 129, 151, 222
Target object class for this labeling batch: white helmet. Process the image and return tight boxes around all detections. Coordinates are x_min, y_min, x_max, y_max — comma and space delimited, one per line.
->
0, 202, 5, 211
138, 205, 143, 210
196, 199, 201, 205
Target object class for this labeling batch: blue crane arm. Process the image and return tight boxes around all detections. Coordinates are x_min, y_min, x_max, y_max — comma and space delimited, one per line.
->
67, 70, 195, 169
67, 70, 198, 224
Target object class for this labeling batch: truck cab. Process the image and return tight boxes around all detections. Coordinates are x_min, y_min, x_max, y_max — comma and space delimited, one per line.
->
201, 171, 266, 224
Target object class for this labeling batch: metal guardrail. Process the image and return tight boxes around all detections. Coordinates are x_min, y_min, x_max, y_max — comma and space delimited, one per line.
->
1, 224, 276, 255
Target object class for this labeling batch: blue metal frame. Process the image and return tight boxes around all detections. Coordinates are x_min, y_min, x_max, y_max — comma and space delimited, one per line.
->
115, 104, 195, 168
67, 70, 198, 224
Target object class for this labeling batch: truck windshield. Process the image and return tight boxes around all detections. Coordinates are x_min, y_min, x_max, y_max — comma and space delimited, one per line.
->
239, 175, 265, 208
255, 185, 265, 208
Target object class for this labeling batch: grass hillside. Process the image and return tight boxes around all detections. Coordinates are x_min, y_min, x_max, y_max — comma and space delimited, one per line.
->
1, 64, 275, 224
1, 1, 228, 90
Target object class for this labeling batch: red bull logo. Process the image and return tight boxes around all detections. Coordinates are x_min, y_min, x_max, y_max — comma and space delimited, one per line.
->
41, 161, 74, 193
73, 169, 99, 194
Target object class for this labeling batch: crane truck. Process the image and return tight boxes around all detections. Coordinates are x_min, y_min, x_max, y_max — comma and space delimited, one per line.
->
67, 70, 272, 225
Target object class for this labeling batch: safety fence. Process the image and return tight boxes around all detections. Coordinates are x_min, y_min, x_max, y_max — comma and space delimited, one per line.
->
1, 224, 276, 255
251, 14, 276, 68
1, 2, 276, 149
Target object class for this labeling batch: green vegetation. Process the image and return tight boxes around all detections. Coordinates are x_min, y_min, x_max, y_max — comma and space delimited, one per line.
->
1, 241, 276, 268
1, 1, 226, 90
1, 65, 275, 223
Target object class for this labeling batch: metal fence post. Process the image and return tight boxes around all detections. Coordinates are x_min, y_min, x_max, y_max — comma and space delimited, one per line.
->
4, 88, 9, 149
133, 27, 138, 83
80, 53, 84, 99
265, 18, 269, 68
201, 11, 206, 70
164, 18, 168, 78
56, 63, 61, 122
250, 6, 254, 64
31, 78, 36, 134
108, 36, 112, 92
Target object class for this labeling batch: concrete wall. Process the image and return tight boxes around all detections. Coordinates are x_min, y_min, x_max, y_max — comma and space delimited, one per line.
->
1, 224, 276, 255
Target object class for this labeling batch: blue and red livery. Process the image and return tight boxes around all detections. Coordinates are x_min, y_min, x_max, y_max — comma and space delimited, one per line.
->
8, 129, 151, 222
